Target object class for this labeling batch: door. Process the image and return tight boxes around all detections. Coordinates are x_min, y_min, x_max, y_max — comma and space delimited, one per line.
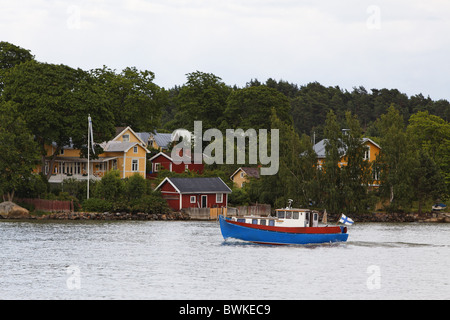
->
201, 195, 207, 208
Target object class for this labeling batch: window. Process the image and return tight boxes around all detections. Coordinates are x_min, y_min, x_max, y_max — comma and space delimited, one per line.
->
286, 211, 292, 219
60, 149, 65, 155
216, 193, 223, 203
237, 219, 245, 223
133, 146, 138, 153
154, 163, 161, 172
260, 219, 266, 226
269, 220, 275, 226
293, 212, 299, 219
190, 196, 196, 204
123, 134, 130, 142
252, 219, 258, 224
240, 172, 245, 178
364, 146, 370, 161
277, 211, 285, 219
132, 159, 139, 172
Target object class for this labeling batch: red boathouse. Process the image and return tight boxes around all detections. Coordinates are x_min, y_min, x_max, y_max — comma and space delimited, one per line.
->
155, 177, 232, 211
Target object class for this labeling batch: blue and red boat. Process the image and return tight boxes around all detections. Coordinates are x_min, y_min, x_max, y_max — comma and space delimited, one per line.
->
219, 204, 349, 245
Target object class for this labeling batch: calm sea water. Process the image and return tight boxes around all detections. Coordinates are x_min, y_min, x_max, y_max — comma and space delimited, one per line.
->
0, 220, 449, 300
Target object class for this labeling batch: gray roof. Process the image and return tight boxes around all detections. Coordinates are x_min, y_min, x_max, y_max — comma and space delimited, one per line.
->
103, 141, 138, 152
163, 177, 232, 193
136, 131, 172, 149
312, 138, 378, 158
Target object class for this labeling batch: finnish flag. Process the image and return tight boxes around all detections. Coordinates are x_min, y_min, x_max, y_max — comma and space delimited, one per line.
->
339, 214, 354, 225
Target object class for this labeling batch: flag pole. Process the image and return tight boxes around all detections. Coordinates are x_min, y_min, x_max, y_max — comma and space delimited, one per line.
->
87, 114, 90, 200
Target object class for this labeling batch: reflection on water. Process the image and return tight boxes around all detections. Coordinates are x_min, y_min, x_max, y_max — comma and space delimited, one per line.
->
0, 221, 449, 300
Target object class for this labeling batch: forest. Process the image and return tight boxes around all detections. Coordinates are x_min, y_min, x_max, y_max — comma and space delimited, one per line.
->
0, 41, 448, 215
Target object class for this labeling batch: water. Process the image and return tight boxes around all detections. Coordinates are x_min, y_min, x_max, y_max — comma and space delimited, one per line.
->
0, 220, 449, 300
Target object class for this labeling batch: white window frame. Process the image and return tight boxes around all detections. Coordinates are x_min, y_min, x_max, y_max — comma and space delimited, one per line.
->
154, 163, 161, 172
133, 146, 138, 153
216, 193, 223, 203
190, 196, 196, 204
123, 134, 130, 142
132, 159, 139, 172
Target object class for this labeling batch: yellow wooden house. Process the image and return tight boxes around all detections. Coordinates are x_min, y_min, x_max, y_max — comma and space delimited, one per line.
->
37, 127, 150, 183
230, 167, 260, 188
313, 137, 381, 186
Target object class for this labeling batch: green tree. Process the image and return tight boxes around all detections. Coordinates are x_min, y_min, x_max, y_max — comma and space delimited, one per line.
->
375, 105, 418, 211
407, 111, 450, 195
340, 112, 372, 214
2, 60, 115, 179
91, 66, 166, 131
224, 86, 292, 130
321, 110, 345, 213
411, 151, 446, 214
174, 71, 232, 131
0, 41, 34, 92
0, 101, 40, 201
95, 170, 124, 201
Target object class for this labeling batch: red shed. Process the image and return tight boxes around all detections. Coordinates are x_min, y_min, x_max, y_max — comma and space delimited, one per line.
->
148, 152, 204, 178
155, 177, 232, 211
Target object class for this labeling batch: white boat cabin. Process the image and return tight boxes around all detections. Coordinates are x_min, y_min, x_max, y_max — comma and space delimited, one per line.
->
231, 209, 319, 228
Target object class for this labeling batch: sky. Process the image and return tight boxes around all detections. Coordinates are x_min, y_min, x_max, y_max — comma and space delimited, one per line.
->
1, 0, 449, 100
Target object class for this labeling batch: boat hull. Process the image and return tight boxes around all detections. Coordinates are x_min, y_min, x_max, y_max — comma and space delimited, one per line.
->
219, 215, 348, 245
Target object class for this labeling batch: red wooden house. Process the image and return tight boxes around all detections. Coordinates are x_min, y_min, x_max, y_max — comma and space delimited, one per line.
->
148, 152, 204, 178
155, 177, 232, 211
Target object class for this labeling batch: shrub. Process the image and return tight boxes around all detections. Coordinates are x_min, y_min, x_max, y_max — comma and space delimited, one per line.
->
82, 198, 113, 212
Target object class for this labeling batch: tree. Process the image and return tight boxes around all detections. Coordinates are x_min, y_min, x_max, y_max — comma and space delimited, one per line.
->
0, 41, 34, 92
411, 151, 445, 214
224, 86, 292, 130
2, 60, 115, 180
375, 105, 418, 210
321, 110, 345, 213
407, 111, 450, 195
174, 71, 232, 131
0, 101, 40, 201
340, 112, 372, 214
91, 66, 166, 131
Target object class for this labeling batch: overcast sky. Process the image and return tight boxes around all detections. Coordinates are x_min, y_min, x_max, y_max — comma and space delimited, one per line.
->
1, 0, 449, 100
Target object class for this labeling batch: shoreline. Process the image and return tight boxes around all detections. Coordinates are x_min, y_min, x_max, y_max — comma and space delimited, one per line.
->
0, 210, 449, 223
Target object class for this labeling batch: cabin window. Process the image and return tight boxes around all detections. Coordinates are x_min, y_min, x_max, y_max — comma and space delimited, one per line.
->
132, 159, 139, 171
190, 196, 196, 204
269, 220, 275, 226
314, 213, 318, 221
123, 134, 130, 142
277, 211, 285, 219
286, 211, 292, 219
237, 219, 245, 223
260, 219, 266, 226
293, 212, 299, 219
252, 219, 258, 224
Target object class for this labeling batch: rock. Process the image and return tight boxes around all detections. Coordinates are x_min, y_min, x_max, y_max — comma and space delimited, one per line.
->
0, 201, 30, 219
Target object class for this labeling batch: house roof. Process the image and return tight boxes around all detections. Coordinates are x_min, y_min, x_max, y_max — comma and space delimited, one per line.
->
230, 167, 260, 180
113, 126, 147, 146
136, 131, 173, 149
102, 141, 150, 153
156, 177, 232, 194
312, 138, 381, 159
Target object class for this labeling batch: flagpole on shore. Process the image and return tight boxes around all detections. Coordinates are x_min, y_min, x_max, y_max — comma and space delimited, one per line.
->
87, 115, 96, 200
87, 115, 90, 200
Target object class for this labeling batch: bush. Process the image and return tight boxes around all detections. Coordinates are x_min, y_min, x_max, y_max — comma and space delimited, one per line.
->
82, 198, 113, 212
130, 194, 170, 214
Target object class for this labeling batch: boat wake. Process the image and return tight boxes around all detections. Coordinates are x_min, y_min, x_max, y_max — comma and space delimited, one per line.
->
347, 241, 448, 248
